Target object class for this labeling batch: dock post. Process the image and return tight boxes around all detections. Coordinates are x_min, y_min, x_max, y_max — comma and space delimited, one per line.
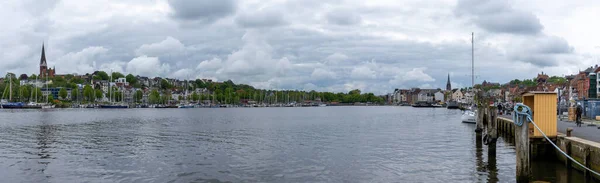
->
488, 108, 498, 157
475, 106, 484, 147
584, 147, 591, 180
515, 116, 530, 182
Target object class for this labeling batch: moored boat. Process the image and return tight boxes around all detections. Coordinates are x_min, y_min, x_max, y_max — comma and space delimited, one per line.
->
447, 101, 459, 109
461, 109, 476, 124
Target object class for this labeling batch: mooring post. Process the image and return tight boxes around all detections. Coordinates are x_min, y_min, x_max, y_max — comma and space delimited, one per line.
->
475, 106, 484, 148
515, 116, 530, 182
488, 108, 498, 157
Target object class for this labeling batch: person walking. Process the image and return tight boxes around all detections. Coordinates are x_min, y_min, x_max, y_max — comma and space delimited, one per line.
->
497, 103, 503, 115
576, 104, 583, 127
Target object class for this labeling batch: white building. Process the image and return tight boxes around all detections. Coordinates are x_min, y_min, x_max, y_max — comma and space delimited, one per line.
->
464, 92, 474, 104
434, 91, 444, 102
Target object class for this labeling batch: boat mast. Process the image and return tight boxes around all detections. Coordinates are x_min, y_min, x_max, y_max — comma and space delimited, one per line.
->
9, 75, 12, 102
471, 32, 474, 89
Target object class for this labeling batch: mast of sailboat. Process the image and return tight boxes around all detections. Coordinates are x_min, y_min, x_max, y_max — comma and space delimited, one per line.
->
471, 32, 474, 89
9, 75, 12, 102
45, 73, 48, 104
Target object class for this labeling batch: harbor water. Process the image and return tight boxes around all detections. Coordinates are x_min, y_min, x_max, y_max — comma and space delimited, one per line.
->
0, 107, 595, 182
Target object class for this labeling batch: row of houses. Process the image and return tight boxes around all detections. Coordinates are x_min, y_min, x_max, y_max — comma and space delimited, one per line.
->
391, 88, 475, 104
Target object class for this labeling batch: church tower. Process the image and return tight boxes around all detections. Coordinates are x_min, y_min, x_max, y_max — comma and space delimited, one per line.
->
39, 43, 55, 78
446, 73, 451, 91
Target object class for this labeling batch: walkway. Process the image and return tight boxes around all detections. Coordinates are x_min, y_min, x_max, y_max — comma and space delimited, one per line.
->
500, 114, 600, 142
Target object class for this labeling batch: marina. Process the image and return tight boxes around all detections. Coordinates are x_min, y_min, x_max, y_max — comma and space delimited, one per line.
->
0, 106, 591, 182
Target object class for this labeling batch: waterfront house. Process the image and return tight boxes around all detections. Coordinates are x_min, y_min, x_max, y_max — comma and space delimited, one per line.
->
434, 91, 444, 102
452, 89, 463, 102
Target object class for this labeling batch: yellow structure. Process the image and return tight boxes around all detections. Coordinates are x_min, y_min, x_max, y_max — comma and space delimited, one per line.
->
522, 92, 557, 138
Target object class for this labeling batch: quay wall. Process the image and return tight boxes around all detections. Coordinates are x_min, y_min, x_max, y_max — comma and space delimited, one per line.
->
496, 117, 600, 180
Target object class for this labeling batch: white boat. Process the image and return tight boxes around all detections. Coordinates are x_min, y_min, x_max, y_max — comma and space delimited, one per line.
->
319, 104, 327, 107
461, 110, 476, 124
41, 104, 55, 109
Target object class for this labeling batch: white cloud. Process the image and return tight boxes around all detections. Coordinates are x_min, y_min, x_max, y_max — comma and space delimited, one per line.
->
196, 58, 223, 71
126, 55, 170, 77
55, 46, 109, 74
390, 67, 435, 85
311, 68, 336, 80
350, 66, 376, 79
135, 36, 185, 56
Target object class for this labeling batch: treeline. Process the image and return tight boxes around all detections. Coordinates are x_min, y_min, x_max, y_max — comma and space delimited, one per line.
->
2, 72, 385, 105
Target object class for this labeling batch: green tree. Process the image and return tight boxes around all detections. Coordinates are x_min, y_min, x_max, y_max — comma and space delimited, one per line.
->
149, 89, 160, 104
161, 79, 172, 90
72, 88, 79, 102
29, 74, 37, 80
83, 85, 94, 102
349, 89, 361, 95
97, 71, 110, 80
92, 75, 102, 81
95, 89, 103, 101
59, 88, 68, 100
126, 74, 137, 85
111, 72, 125, 80
178, 95, 183, 101
191, 92, 199, 102
48, 94, 54, 103
134, 90, 143, 103
21, 86, 30, 102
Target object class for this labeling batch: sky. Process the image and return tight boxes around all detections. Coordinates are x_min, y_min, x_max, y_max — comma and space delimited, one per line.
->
1, 0, 599, 94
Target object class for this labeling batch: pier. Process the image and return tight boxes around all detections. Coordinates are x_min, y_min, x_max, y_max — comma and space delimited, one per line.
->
476, 91, 600, 182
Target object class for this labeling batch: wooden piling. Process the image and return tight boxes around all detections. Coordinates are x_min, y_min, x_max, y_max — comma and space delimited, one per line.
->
516, 117, 530, 182
488, 108, 498, 157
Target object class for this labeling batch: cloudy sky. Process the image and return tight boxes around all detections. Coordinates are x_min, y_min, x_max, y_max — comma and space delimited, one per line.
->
1, 0, 599, 94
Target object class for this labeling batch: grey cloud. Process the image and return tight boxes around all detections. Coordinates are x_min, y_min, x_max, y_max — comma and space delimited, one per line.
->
168, 0, 236, 24
455, 0, 543, 35
508, 36, 574, 67
326, 9, 362, 26
235, 9, 287, 28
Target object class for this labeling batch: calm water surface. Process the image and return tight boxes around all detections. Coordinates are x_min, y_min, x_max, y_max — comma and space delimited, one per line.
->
0, 107, 593, 182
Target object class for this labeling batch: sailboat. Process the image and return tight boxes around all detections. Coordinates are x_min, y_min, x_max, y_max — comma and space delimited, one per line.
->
100, 70, 128, 108
1, 75, 26, 109
461, 32, 476, 124
179, 78, 195, 108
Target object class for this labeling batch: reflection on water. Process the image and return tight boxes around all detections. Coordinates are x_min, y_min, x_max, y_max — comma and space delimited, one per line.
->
0, 107, 597, 182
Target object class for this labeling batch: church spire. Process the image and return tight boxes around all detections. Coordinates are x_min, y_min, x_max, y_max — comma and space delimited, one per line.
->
40, 43, 47, 66
446, 73, 451, 91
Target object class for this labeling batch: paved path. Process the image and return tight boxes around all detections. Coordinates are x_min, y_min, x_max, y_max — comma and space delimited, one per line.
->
500, 114, 600, 142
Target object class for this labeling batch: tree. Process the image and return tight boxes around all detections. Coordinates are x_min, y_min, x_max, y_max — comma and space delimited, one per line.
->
349, 89, 361, 95
48, 94, 54, 104
59, 88, 68, 100
161, 79, 171, 90
96, 71, 109, 80
191, 92, 199, 102
29, 74, 37, 80
92, 75, 102, 81
111, 72, 125, 80
134, 90, 143, 103
72, 88, 79, 102
83, 85, 94, 102
149, 89, 160, 104
21, 87, 30, 102
178, 95, 183, 101
126, 74, 137, 85
95, 89, 103, 101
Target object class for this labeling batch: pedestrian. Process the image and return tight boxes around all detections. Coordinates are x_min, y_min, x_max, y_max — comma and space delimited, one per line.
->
576, 104, 583, 127
497, 103, 503, 115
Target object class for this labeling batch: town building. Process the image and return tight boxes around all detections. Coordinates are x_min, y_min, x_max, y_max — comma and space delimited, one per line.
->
39, 44, 56, 78
434, 91, 444, 102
